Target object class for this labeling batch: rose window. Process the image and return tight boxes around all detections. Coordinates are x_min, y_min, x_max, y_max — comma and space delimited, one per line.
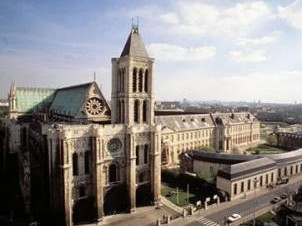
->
85, 97, 104, 115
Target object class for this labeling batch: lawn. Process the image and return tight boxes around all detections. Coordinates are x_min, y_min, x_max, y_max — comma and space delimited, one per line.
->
247, 144, 286, 155
245, 212, 274, 225
161, 184, 200, 207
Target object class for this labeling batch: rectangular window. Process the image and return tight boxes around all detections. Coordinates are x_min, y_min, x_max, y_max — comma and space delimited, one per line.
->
271, 173, 274, 182
241, 181, 244, 193
234, 184, 237, 195
265, 174, 268, 184
260, 176, 263, 186
247, 180, 251, 190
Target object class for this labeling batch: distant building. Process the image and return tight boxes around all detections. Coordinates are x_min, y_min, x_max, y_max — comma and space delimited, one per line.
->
276, 132, 302, 150
181, 149, 302, 200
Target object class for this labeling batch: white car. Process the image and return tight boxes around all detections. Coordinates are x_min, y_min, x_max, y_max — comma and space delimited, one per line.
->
227, 213, 242, 223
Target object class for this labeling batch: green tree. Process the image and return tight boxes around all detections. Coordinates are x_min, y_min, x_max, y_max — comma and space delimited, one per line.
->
197, 170, 215, 184
266, 134, 277, 146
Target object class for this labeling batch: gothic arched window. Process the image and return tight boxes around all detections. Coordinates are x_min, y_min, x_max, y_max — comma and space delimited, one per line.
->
72, 153, 78, 176
144, 69, 148, 92
132, 68, 137, 92
143, 100, 147, 123
134, 100, 139, 123
138, 68, 143, 92
109, 164, 117, 183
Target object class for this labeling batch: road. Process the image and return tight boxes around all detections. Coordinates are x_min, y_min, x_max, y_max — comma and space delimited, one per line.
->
184, 182, 301, 226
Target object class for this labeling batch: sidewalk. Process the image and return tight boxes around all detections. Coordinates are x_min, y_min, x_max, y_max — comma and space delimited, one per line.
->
170, 173, 302, 226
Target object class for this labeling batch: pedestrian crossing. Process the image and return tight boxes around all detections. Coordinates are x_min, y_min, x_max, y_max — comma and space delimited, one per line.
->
196, 216, 220, 226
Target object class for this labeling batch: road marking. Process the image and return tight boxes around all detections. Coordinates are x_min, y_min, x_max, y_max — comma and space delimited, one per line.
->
196, 216, 220, 226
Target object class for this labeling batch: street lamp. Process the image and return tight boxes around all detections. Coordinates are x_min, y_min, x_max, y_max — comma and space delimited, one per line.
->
253, 178, 259, 226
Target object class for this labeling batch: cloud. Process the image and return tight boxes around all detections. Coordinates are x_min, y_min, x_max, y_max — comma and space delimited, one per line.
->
228, 49, 268, 62
147, 43, 216, 61
278, 0, 302, 29
235, 35, 277, 46
159, 1, 272, 36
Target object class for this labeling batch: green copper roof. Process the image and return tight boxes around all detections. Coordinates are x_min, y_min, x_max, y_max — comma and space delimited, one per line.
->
16, 87, 55, 113
49, 83, 91, 117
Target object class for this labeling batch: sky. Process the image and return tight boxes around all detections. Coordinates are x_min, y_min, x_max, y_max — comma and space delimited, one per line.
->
1, 0, 302, 103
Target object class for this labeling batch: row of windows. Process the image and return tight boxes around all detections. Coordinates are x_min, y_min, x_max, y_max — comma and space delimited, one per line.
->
164, 130, 214, 143
278, 163, 302, 177
132, 68, 148, 93
233, 173, 274, 195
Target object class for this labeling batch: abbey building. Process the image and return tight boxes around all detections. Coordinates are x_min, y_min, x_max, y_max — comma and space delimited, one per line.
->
5, 26, 260, 225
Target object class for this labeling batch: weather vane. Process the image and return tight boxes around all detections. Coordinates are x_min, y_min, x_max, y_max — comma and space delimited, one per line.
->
93, 71, 96, 82
131, 16, 139, 31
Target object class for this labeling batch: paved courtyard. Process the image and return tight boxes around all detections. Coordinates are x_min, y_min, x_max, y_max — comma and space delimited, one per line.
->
79, 205, 178, 226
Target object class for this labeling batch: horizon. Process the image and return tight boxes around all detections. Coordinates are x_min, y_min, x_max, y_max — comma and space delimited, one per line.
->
1, 0, 302, 103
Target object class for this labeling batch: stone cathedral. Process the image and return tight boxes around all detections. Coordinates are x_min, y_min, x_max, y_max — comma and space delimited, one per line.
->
5, 26, 260, 226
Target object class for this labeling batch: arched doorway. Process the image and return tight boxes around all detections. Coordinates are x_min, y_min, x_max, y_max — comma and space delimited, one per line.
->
104, 184, 128, 215
136, 183, 152, 207
73, 196, 96, 224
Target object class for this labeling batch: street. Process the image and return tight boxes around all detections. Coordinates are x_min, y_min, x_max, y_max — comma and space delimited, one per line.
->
184, 181, 301, 226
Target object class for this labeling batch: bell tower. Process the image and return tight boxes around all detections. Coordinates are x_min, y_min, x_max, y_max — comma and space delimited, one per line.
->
111, 25, 154, 126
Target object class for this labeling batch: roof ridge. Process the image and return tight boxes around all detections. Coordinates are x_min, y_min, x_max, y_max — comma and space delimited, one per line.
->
57, 82, 94, 91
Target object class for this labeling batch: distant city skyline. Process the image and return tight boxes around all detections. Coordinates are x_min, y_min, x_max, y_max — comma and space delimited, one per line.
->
1, 0, 302, 103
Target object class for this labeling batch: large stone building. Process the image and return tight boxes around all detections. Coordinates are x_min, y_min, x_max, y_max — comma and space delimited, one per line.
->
5, 26, 260, 225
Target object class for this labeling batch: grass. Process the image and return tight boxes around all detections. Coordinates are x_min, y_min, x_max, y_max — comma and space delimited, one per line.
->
247, 144, 286, 155
245, 212, 274, 225
161, 184, 199, 207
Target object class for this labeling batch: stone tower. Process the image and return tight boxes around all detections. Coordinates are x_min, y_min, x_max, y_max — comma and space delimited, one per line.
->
111, 25, 154, 125
111, 25, 161, 212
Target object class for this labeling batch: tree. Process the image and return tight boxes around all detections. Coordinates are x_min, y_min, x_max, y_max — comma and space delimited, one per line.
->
266, 134, 277, 146
197, 170, 215, 184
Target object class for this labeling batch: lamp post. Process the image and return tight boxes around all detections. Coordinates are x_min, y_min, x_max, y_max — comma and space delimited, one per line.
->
253, 178, 259, 226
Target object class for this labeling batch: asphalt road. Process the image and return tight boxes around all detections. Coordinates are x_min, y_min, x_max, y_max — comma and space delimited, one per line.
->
185, 182, 301, 226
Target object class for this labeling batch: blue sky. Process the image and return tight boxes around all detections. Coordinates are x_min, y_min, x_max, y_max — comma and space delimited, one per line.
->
1, 0, 302, 103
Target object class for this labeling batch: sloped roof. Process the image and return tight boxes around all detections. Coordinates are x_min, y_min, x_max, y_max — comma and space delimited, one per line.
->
186, 150, 259, 165
16, 87, 55, 113
120, 27, 149, 58
49, 83, 91, 117
155, 114, 215, 132
212, 112, 256, 125
218, 157, 276, 180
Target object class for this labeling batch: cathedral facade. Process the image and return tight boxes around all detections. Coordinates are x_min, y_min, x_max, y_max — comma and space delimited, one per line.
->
5, 26, 260, 225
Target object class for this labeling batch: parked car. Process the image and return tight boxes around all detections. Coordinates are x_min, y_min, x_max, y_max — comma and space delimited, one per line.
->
280, 193, 288, 199
227, 213, 242, 223
271, 196, 282, 204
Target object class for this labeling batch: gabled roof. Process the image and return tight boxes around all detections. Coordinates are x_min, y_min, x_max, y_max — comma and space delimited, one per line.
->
49, 82, 92, 117
155, 114, 215, 132
15, 87, 55, 113
120, 27, 149, 58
